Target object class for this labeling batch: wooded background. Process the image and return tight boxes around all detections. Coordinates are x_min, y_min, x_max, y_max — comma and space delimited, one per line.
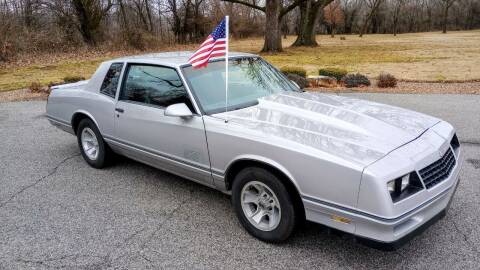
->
1, 0, 479, 61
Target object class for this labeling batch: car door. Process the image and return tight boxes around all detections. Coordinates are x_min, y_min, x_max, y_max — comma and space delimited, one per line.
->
112, 63, 213, 186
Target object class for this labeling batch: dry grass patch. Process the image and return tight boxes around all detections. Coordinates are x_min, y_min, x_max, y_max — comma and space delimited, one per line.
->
0, 30, 479, 92
0, 59, 103, 92
232, 31, 480, 81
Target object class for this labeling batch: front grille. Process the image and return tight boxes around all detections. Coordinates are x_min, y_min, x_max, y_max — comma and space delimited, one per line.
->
419, 148, 456, 189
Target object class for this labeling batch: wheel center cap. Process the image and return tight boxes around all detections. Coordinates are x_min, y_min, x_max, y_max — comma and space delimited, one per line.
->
259, 197, 271, 209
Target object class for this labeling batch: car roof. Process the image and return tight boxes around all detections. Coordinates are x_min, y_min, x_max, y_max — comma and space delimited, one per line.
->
108, 51, 258, 68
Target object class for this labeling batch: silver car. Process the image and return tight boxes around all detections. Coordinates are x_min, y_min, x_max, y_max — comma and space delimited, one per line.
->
46, 52, 462, 249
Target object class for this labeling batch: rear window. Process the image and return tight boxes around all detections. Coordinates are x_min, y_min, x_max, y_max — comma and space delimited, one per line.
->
100, 63, 124, 98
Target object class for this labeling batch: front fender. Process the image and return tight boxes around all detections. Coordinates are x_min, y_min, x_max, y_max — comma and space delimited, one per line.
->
223, 154, 301, 192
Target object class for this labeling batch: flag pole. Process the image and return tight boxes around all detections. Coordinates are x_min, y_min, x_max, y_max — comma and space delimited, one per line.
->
224, 16, 229, 121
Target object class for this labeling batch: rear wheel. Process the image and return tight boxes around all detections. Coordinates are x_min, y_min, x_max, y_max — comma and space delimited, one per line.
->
77, 118, 111, 168
232, 167, 297, 242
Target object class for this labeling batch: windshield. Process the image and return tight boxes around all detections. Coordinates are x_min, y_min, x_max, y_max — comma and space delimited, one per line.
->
182, 57, 300, 114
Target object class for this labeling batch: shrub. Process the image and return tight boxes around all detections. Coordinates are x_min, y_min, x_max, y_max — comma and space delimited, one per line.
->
308, 76, 337, 88
63, 75, 85, 84
340, 36, 346, 40
341, 73, 371, 88
377, 73, 397, 88
281, 66, 307, 78
29, 82, 43, 93
319, 68, 348, 81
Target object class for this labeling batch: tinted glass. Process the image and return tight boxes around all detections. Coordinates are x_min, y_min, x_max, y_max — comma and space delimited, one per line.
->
182, 57, 299, 114
120, 65, 191, 108
100, 63, 123, 98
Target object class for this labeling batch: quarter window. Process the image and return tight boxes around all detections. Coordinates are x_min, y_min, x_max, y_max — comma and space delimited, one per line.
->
100, 63, 123, 98
120, 64, 191, 109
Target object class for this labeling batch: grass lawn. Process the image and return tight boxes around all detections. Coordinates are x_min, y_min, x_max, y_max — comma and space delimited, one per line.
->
0, 30, 479, 92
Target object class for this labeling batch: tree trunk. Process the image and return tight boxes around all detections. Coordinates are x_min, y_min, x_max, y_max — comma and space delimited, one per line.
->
371, 13, 378, 34
144, 0, 154, 32
359, 2, 381, 37
359, 19, 367, 37
23, 0, 34, 28
262, 0, 282, 52
71, 0, 95, 45
442, 5, 449, 33
133, 1, 150, 32
393, 17, 397, 36
292, 0, 319, 46
344, 10, 356, 34
292, 0, 334, 47
118, 0, 131, 38
221, 0, 304, 53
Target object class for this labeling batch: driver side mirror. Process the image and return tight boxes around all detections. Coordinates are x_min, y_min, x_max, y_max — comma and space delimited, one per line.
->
164, 103, 193, 118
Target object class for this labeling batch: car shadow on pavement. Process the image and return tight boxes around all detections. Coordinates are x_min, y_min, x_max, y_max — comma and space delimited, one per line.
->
109, 156, 409, 256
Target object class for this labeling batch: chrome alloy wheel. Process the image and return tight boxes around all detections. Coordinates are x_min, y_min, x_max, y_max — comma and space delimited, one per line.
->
81, 127, 99, 160
241, 181, 281, 231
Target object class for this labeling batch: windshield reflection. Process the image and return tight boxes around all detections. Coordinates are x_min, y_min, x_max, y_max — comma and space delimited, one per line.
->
182, 57, 300, 114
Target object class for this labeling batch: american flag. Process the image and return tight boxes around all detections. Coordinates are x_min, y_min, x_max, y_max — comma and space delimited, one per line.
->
188, 18, 227, 68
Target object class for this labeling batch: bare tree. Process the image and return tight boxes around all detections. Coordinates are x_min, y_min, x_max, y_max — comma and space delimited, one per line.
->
292, 0, 334, 46
440, 0, 457, 33
221, 0, 305, 52
340, 0, 362, 33
2, 0, 480, 61
390, 0, 405, 36
70, 0, 113, 45
324, 0, 342, 37
359, 0, 383, 37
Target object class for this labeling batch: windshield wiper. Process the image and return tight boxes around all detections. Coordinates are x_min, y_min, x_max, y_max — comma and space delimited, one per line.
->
207, 100, 260, 115
229, 100, 259, 112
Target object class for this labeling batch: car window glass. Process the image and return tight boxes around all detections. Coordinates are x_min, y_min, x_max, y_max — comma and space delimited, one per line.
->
100, 63, 123, 98
182, 57, 298, 114
120, 65, 192, 109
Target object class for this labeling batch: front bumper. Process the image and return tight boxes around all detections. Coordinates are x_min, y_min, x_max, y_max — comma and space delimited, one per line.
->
302, 149, 462, 250
356, 177, 460, 251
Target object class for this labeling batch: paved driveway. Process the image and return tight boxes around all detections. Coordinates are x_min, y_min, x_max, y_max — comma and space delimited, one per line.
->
1, 94, 479, 269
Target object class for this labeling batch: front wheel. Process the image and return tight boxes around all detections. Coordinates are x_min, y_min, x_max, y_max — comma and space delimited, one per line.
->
77, 118, 111, 168
232, 167, 297, 242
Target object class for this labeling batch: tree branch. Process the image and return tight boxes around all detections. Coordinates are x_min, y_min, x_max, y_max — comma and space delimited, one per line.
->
312, 0, 334, 9
220, 0, 265, 12
102, 0, 114, 15
280, 0, 305, 18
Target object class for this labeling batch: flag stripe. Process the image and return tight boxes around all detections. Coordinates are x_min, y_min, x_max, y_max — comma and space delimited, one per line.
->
191, 51, 226, 67
189, 46, 226, 63
188, 18, 227, 68
193, 51, 226, 67
189, 42, 226, 62
189, 40, 226, 59
189, 46, 226, 66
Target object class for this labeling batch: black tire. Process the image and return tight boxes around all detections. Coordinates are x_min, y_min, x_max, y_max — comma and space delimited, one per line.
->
76, 118, 111, 169
232, 167, 297, 242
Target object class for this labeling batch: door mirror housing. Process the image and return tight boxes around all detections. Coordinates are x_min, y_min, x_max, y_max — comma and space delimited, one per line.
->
164, 103, 194, 118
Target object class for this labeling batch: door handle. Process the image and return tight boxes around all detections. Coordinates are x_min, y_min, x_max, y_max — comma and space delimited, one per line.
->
115, 108, 124, 113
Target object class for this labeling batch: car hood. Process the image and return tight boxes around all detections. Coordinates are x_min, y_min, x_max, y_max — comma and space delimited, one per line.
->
219, 92, 440, 166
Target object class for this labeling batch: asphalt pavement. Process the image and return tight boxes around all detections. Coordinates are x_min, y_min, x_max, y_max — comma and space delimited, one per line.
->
1, 93, 479, 269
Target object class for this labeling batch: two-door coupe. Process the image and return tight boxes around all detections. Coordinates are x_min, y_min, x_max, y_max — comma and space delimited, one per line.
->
46, 52, 462, 249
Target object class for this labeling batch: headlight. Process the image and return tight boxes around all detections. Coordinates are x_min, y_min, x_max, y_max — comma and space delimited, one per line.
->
387, 172, 423, 203
400, 174, 410, 191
